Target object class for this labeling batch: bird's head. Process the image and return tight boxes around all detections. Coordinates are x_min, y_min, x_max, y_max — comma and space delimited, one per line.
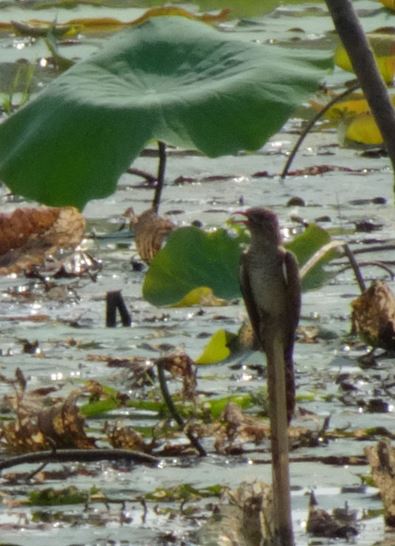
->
233, 207, 282, 246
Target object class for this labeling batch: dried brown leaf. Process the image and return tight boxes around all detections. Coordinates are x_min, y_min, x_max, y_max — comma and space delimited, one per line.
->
351, 280, 395, 349
157, 352, 197, 400
307, 492, 358, 538
105, 422, 148, 452
0, 386, 94, 453
196, 482, 274, 545
214, 403, 269, 453
365, 439, 395, 527
0, 206, 85, 275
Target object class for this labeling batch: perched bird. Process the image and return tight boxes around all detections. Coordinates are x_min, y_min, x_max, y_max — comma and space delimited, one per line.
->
125, 208, 175, 264
236, 207, 301, 423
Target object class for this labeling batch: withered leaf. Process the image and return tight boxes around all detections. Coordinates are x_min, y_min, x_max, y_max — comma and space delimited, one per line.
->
365, 439, 395, 527
0, 387, 94, 453
214, 403, 269, 454
0, 206, 85, 275
37, 392, 95, 449
351, 280, 395, 349
307, 491, 358, 538
157, 352, 197, 400
105, 422, 148, 452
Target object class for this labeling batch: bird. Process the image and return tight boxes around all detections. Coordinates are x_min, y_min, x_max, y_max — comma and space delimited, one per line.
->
235, 207, 301, 424
124, 208, 175, 264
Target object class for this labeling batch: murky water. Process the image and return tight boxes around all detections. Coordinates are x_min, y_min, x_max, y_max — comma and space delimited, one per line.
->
0, 1, 394, 545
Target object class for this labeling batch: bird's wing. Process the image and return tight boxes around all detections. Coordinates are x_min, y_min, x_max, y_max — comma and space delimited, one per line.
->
240, 253, 263, 347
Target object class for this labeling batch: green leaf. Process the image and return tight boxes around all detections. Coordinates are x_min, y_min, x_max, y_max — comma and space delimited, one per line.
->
28, 486, 100, 506
80, 397, 121, 418
144, 483, 223, 502
202, 394, 254, 419
287, 224, 338, 290
0, 16, 331, 208
144, 223, 337, 306
143, 226, 243, 306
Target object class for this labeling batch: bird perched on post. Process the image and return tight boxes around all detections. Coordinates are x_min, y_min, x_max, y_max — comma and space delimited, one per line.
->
235, 207, 301, 423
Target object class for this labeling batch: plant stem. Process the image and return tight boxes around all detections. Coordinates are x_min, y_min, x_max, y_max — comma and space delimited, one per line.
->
280, 83, 359, 179
105, 290, 132, 327
325, 0, 395, 172
152, 141, 167, 213
156, 362, 207, 457
342, 244, 366, 293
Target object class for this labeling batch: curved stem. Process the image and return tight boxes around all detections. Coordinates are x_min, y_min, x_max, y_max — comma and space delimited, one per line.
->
156, 362, 206, 457
152, 141, 167, 213
280, 83, 359, 179
342, 244, 366, 293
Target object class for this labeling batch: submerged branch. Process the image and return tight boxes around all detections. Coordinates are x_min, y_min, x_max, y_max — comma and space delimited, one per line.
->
0, 448, 160, 472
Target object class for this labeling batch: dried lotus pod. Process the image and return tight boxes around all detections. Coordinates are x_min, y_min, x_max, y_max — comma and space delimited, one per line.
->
0, 206, 85, 275
126, 208, 174, 263
351, 280, 395, 349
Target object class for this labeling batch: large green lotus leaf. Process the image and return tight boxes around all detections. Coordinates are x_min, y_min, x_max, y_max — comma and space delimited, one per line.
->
0, 16, 330, 209
143, 223, 337, 306
143, 226, 243, 306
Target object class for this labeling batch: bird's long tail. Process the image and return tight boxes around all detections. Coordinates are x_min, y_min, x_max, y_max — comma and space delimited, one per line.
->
284, 352, 295, 424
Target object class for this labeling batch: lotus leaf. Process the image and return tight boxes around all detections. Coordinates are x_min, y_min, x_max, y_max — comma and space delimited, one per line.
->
0, 16, 330, 208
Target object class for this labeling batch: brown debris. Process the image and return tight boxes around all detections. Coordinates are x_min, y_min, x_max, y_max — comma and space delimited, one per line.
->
0, 371, 95, 453
307, 491, 358, 538
195, 481, 274, 546
214, 402, 269, 453
0, 206, 85, 275
126, 208, 174, 263
365, 439, 395, 528
105, 422, 149, 453
351, 280, 395, 349
156, 352, 197, 400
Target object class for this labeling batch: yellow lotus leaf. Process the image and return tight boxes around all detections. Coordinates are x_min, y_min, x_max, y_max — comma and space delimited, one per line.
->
312, 92, 395, 124
10, 7, 231, 37
174, 286, 228, 307
379, 0, 395, 10
311, 94, 370, 121
335, 33, 395, 83
196, 329, 236, 365
343, 112, 383, 145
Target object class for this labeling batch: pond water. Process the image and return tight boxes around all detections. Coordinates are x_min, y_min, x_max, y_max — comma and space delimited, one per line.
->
0, 1, 395, 545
